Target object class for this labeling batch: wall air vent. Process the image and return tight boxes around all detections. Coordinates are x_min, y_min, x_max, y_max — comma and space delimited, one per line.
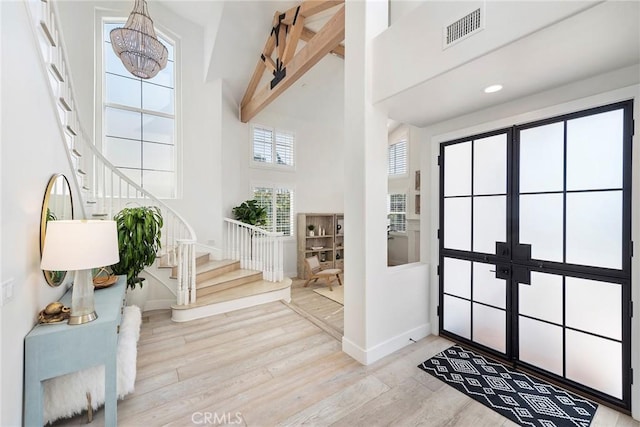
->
443, 7, 484, 49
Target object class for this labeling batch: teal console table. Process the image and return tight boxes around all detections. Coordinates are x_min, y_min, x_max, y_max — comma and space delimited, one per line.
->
24, 276, 126, 426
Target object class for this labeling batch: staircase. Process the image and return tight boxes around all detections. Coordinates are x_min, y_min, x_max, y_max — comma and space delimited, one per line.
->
166, 253, 291, 322
25, 0, 291, 321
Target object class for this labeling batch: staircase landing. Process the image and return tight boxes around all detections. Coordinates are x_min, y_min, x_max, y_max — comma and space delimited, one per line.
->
167, 253, 291, 322
171, 277, 291, 322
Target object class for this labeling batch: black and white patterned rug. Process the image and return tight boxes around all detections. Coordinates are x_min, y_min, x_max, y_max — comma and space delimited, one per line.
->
418, 345, 597, 427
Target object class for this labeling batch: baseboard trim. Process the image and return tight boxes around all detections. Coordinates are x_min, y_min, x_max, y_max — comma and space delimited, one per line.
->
342, 323, 431, 365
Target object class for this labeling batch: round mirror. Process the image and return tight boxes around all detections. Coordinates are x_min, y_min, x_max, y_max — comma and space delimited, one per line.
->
40, 174, 74, 286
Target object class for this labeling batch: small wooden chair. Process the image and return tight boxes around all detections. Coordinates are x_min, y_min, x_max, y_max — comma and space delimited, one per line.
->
304, 255, 343, 291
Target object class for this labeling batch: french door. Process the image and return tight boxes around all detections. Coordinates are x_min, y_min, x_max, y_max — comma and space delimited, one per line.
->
438, 100, 634, 409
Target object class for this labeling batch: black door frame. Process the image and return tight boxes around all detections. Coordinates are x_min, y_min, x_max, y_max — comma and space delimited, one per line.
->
438, 100, 634, 410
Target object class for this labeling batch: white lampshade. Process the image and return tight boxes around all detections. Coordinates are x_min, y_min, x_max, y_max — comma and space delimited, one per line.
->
41, 220, 119, 271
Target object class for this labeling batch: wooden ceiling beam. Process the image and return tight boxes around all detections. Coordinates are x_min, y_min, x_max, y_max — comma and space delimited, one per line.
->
282, 15, 305, 65
300, 27, 344, 58
240, 12, 281, 108
281, 0, 343, 24
241, 5, 345, 123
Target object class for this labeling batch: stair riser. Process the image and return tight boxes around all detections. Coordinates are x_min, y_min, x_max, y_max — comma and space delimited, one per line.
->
171, 259, 239, 279
194, 262, 241, 283
196, 273, 263, 298
165, 253, 211, 273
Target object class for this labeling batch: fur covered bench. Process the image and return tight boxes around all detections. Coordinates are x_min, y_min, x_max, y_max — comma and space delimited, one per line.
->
42, 305, 141, 424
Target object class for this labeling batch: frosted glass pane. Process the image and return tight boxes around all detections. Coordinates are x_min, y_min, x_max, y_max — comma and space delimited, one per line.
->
143, 114, 174, 145
444, 142, 471, 197
519, 316, 563, 375
143, 170, 175, 198
474, 134, 507, 195
444, 197, 471, 251
104, 137, 141, 169
519, 194, 563, 262
143, 142, 174, 171
105, 107, 141, 140
143, 82, 174, 114
473, 303, 505, 353
443, 295, 470, 339
519, 272, 562, 324
106, 74, 141, 108
566, 191, 622, 269
520, 122, 564, 193
567, 110, 623, 191
444, 258, 471, 299
473, 262, 506, 309
473, 196, 506, 254
566, 330, 622, 399
566, 277, 621, 340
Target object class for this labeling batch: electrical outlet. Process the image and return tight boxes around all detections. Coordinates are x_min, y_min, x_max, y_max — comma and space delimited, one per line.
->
1, 278, 14, 305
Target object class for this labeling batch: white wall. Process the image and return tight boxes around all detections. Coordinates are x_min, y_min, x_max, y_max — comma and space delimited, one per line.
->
220, 77, 345, 277
421, 69, 639, 416
0, 2, 82, 425
373, 0, 597, 103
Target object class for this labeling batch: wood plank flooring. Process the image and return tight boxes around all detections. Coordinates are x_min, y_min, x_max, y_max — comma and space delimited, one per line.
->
287, 278, 344, 336
53, 299, 639, 427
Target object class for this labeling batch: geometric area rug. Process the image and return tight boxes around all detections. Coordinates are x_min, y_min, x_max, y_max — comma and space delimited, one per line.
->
418, 345, 598, 427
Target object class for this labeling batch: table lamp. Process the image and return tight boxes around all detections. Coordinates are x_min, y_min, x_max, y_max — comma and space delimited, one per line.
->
41, 220, 119, 325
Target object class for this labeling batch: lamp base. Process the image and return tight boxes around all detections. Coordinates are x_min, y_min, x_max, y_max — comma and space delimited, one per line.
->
68, 311, 98, 325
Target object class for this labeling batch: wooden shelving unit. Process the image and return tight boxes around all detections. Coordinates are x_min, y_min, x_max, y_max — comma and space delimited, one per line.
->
297, 213, 344, 279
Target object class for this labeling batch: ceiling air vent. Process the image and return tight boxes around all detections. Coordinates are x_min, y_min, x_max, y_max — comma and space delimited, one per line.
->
443, 7, 484, 49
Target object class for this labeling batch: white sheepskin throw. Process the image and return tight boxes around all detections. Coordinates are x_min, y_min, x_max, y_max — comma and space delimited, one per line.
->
42, 305, 142, 425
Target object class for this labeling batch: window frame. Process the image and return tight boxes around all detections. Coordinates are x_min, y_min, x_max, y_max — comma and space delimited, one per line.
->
250, 123, 296, 171
97, 15, 181, 199
388, 138, 408, 178
388, 193, 407, 233
251, 182, 296, 239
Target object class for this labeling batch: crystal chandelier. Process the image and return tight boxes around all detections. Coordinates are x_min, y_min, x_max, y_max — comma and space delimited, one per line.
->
110, 0, 168, 80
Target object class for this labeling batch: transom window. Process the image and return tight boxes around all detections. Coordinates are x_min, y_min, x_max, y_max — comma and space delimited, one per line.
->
388, 193, 407, 232
388, 139, 407, 176
253, 186, 294, 236
252, 124, 295, 168
102, 21, 177, 198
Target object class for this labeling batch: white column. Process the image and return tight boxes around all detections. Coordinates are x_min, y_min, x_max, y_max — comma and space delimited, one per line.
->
342, 0, 389, 364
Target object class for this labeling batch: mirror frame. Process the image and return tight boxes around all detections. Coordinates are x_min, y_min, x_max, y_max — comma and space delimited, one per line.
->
40, 174, 74, 287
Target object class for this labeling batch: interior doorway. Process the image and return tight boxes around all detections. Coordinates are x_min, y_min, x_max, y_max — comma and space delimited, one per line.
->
438, 100, 634, 410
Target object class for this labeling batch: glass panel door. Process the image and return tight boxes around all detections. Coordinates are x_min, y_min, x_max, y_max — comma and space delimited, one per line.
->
439, 100, 633, 410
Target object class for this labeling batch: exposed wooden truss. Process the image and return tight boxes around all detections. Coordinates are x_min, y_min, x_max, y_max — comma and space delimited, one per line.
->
240, 0, 345, 123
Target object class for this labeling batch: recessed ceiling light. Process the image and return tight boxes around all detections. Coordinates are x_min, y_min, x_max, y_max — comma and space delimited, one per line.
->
484, 84, 503, 93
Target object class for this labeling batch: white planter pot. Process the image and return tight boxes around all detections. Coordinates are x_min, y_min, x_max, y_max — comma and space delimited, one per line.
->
125, 280, 150, 311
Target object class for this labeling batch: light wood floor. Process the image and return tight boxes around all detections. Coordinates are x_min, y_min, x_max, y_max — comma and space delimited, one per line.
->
53, 299, 639, 427
287, 278, 344, 338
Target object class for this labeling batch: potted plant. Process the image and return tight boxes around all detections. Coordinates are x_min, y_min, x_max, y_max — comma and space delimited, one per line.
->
111, 206, 163, 290
232, 199, 267, 227
307, 224, 315, 236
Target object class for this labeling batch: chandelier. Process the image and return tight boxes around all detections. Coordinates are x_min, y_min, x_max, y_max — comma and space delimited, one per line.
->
110, 0, 168, 80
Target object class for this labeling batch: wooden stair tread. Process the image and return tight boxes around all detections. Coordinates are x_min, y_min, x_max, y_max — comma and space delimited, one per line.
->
172, 278, 292, 310
196, 269, 261, 289
157, 252, 210, 268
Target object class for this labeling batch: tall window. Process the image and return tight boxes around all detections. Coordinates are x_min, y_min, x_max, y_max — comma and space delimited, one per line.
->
388, 193, 407, 232
388, 139, 407, 176
252, 125, 295, 168
102, 21, 177, 198
253, 186, 294, 236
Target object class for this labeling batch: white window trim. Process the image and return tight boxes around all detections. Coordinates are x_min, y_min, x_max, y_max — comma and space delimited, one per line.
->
249, 123, 296, 172
250, 181, 296, 240
388, 193, 407, 234
96, 13, 182, 199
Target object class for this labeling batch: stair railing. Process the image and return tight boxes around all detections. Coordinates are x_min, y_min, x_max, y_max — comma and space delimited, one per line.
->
24, 0, 197, 306
223, 218, 285, 282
